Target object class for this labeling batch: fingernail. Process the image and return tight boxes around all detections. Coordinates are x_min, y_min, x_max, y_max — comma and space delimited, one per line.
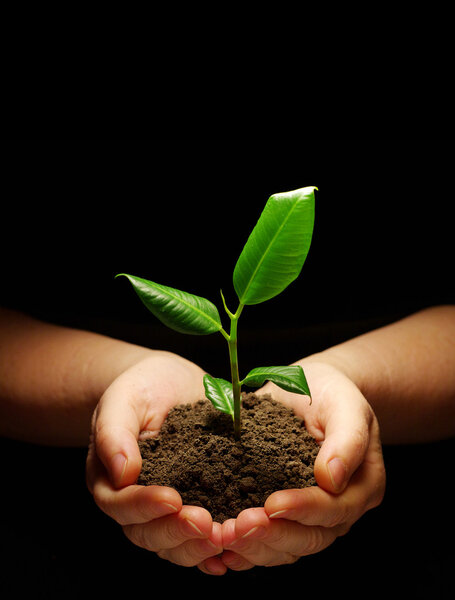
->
242, 525, 266, 539
204, 539, 221, 551
161, 503, 179, 513
229, 525, 265, 549
183, 518, 204, 537
204, 558, 226, 576
268, 509, 290, 519
111, 453, 128, 486
327, 457, 347, 492
241, 526, 259, 539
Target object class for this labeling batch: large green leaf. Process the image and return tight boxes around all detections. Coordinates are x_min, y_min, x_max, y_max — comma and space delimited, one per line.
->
233, 186, 316, 305
203, 374, 234, 418
241, 365, 311, 397
116, 274, 222, 335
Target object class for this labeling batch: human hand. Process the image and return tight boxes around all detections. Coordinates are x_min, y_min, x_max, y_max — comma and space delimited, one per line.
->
86, 351, 226, 574
220, 360, 386, 570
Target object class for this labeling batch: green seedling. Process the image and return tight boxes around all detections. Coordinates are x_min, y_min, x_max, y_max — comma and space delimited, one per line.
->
117, 186, 316, 439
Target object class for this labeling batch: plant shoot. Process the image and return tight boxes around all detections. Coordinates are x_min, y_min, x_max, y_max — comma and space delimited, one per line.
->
117, 186, 316, 439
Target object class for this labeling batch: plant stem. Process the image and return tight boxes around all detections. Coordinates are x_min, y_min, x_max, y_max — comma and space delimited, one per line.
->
228, 303, 244, 440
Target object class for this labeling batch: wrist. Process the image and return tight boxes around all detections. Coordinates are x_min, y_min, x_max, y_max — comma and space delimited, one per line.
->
297, 347, 372, 398
81, 338, 156, 403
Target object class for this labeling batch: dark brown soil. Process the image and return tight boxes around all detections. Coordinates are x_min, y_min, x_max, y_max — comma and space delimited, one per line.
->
137, 393, 319, 523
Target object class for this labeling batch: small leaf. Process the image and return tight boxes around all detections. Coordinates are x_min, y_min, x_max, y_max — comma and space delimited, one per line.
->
116, 273, 222, 335
203, 374, 234, 418
241, 365, 311, 397
233, 186, 316, 305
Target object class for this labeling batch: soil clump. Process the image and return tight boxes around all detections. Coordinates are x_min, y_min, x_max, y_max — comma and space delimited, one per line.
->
138, 393, 319, 523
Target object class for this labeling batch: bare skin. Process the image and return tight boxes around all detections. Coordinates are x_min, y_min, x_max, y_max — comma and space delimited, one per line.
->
1, 305, 454, 575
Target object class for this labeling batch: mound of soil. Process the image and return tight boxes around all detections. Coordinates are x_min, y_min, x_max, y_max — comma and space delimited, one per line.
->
137, 393, 319, 523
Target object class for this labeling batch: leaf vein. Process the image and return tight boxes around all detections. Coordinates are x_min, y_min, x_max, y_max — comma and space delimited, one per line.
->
239, 201, 299, 303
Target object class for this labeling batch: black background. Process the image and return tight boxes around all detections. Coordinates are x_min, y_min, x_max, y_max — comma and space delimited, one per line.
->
1, 139, 454, 597
2, 138, 453, 324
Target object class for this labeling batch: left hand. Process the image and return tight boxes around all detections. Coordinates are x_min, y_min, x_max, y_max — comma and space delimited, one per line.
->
220, 360, 386, 570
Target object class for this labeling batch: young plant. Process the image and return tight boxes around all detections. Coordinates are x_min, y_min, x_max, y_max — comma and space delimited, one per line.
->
117, 186, 316, 439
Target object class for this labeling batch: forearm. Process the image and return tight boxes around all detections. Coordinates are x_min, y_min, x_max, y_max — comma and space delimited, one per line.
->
303, 305, 455, 444
0, 308, 153, 445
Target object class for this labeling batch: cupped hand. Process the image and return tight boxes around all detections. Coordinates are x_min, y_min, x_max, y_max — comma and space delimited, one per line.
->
86, 350, 226, 575
220, 360, 386, 570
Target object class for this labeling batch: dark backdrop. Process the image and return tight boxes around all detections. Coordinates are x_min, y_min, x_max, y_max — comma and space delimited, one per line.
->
1, 139, 454, 597
2, 138, 453, 327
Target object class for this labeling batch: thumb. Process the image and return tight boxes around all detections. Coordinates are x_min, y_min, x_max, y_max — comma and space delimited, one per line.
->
92, 394, 143, 489
314, 382, 373, 494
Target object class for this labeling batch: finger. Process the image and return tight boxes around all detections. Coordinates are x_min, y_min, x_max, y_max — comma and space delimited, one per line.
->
91, 462, 182, 525
265, 486, 351, 528
220, 519, 255, 570
221, 509, 269, 550
158, 537, 223, 568
221, 550, 255, 571
93, 390, 144, 488
226, 537, 298, 567
160, 521, 224, 568
231, 507, 270, 539
223, 510, 299, 567
197, 523, 227, 575
229, 510, 343, 561
123, 505, 214, 553
314, 378, 373, 494
198, 556, 228, 576
220, 518, 237, 547
243, 518, 343, 559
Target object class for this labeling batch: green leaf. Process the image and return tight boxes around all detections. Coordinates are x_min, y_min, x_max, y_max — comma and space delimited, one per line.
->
241, 365, 311, 397
233, 186, 316, 305
203, 374, 234, 418
116, 274, 223, 335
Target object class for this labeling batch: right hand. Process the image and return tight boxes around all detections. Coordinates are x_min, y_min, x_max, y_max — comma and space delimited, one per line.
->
85, 351, 226, 575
